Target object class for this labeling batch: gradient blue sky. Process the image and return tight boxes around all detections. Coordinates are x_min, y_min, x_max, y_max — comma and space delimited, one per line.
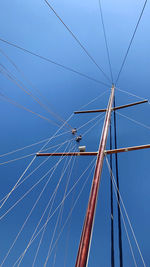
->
0, 0, 150, 266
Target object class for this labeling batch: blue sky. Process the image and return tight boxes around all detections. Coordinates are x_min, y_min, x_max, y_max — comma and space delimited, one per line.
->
0, 0, 150, 266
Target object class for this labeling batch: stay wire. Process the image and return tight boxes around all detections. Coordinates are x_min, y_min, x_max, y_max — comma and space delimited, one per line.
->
113, 96, 123, 267
115, 87, 146, 101
0, 130, 70, 159
0, 156, 36, 210
77, 90, 109, 111
1, 140, 74, 267
115, 0, 148, 84
0, 112, 74, 210
82, 114, 104, 137
12, 158, 96, 266
0, 90, 60, 127
0, 152, 64, 221
77, 113, 104, 132
0, 111, 102, 165
116, 111, 150, 132
43, 146, 77, 267
23, 148, 76, 266
106, 156, 146, 267
11, 111, 97, 265
0, 112, 101, 206
0, 49, 72, 129
110, 117, 115, 267
0, 64, 64, 128
4, 110, 101, 220
17, 142, 76, 267
32, 142, 77, 267
0, 138, 73, 166
0, 38, 109, 87
106, 157, 138, 267
98, 0, 113, 83
0, 137, 75, 207
0, 140, 75, 221
43, 0, 111, 83
46, 162, 96, 263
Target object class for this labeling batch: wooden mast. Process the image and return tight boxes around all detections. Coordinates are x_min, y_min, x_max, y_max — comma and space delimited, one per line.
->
75, 85, 115, 267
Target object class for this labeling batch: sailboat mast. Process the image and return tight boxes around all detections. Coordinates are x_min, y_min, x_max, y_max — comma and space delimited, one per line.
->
75, 85, 115, 267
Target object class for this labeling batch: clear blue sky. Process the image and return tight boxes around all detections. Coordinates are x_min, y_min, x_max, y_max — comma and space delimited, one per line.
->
0, 0, 150, 266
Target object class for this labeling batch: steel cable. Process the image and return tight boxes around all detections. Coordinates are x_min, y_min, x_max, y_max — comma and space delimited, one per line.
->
0, 49, 73, 129
43, 0, 111, 83
0, 38, 109, 87
113, 96, 123, 267
115, 0, 148, 84
109, 118, 115, 267
98, 0, 113, 83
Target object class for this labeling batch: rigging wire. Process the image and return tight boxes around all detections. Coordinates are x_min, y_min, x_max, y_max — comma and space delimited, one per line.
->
106, 157, 146, 267
0, 138, 75, 210
0, 141, 75, 221
77, 89, 109, 111
32, 146, 77, 267
115, 87, 146, 101
62, 190, 75, 267
116, 111, 150, 132
43, 147, 77, 267
115, 0, 148, 84
0, 156, 36, 210
1, 148, 77, 227
43, 0, 111, 83
0, 153, 38, 166
77, 113, 104, 131
0, 113, 74, 210
0, 48, 72, 129
0, 130, 70, 158
5, 100, 103, 265
0, 112, 102, 219
0, 111, 101, 266
17, 143, 76, 267
0, 148, 68, 221
12, 158, 96, 266
0, 157, 49, 204
82, 114, 104, 137
20, 151, 76, 266
0, 90, 60, 126
0, 38, 109, 87
60, 172, 75, 267
0, 49, 72, 128
109, 118, 115, 267
0, 115, 102, 166
46, 162, 96, 264
0, 112, 102, 207
0, 113, 103, 166
113, 96, 123, 267
98, 0, 113, 83
106, 157, 138, 267
0, 64, 68, 129
0, 138, 74, 166
0, 88, 109, 160
0, 62, 53, 112
0, 141, 75, 267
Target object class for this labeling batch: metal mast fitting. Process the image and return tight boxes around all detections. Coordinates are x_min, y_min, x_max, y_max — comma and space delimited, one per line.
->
75, 85, 115, 267
72, 128, 77, 134
76, 135, 82, 142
